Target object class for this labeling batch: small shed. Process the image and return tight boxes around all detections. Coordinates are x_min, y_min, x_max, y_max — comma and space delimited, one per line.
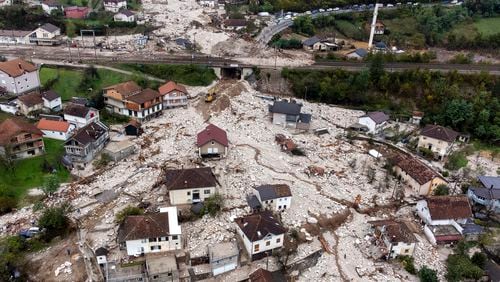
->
103, 140, 136, 161
209, 242, 239, 276
95, 247, 108, 265
125, 120, 142, 136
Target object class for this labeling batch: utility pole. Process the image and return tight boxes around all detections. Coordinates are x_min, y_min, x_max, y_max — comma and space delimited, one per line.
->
274, 46, 277, 70
67, 40, 72, 62
368, 3, 379, 50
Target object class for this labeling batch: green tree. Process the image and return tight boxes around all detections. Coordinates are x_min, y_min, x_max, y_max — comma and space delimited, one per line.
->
200, 193, 224, 217
292, 16, 314, 36
115, 205, 143, 223
42, 175, 60, 196
261, 1, 273, 12
471, 252, 487, 269
418, 266, 438, 282
433, 184, 449, 196
38, 204, 71, 240
445, 152, 468, 171
369, 53, 385, 85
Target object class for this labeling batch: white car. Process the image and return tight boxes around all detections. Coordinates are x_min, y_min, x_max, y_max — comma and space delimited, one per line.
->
305, 10, 312, 15
413, 2, 419, 6
333, 7, 340, 11
284, 15, 292, 19
319, 8, 325, 12
387, 3, 394, 7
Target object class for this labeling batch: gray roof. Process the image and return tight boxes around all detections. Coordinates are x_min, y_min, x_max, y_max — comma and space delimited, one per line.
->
299, 113, 312, 124
375, 41, 387, 49
478, 176, 500, 189
460, 218, 484, 235
247, 195, 261, 210
362, 111, 389, 124
355, 48, 368, 57
269, 100, 302, 115
469, 187, 500, 200
0, 30, 31, 37
118, 9, 135, 17
39, 23, 60, 33
303, 36, 320, 46
254, 184, 292, 201
41, 90, 60, 101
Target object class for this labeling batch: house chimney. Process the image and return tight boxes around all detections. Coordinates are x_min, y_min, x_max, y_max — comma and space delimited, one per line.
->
18, 63, 22, 70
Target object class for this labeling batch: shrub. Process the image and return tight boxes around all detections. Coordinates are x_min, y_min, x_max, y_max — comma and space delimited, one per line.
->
418, 266, 438, 282
433, 184, 450, 196
446, 254, 484, 281
200, 194, 224, 217
441, 170, 449, 177
38, 204, 71, 241
399, 255, 417, 275
445, 152, 468, 171
471, 252, 487, 269
419, 147, 435, 159
0, 196, 17, 215
115, 205, 144, 223
42, 174, 60, 196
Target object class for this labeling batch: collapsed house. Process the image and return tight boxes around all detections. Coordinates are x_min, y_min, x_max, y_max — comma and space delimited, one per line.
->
368, 220, 417, 259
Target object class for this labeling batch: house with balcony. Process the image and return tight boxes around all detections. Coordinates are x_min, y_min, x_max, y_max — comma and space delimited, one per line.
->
104, 0, 127, 12
0, 58, 40, 95
418, 124, 458, 160
64, 121, 109, 164
164, 167, 218, 205
0, 118, 45, 160
117, 206, 182, 256
268, 99, 311, 130
368, 219, 417, 259
123, 89, 163, 122
103, 81, 142, 113
416, 196, 472, 245
235, 211, 286, 260
391, 154, 448, 196
63, 103, 99, 129
28, 23, 62, 46
467, 176, 500, 214
158, 81, 188, 108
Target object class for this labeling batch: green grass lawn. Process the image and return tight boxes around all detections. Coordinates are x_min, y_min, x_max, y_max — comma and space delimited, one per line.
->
334, 20, 364, 40
474, 17, 500, 36
0, 139, 70, 200
40, 66, 135, 101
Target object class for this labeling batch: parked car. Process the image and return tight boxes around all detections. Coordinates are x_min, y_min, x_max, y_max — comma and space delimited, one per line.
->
333, 7, 340, 10
19, 227, 41, 238
319, 8, 325, 12
305, 10, 312, 15
387, 3, 394, 7
311, 9, 319, 14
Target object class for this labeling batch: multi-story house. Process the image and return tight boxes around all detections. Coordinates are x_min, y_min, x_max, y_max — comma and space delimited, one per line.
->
416, 196, 472, 245
28, 23, 62, 46
368, 219, 417, 259
251, 184, 292, 212
63, 103, 99, 129
123, 89, 163, 122
103, 0, 127, 12
117, 207, 182, 256
418, 124, 459, 160
158, 81, 188, 108
235, 211, 286, 260
36, 119, 75, 141
164, 167, 218, 205
196, 124, 228, 158
41, 90, 62, 111
17, 92, 43, 116
358, 111, 390, 134
0, 118, 45, 159
103, 81, 142, 114
64, 121, 109, 164
467, 176, 500, 214
114, 10, 136, 22
268, 99, 311, 130
0, 58, 40, 95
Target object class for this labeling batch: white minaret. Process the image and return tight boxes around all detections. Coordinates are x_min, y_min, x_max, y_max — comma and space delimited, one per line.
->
368, 3, 379, 50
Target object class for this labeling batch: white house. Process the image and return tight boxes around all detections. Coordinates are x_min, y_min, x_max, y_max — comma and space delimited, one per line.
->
467, 176, 500, 214
416, 196, 472, 245
104, 0, 127, 12
36, 119, 75, 141
358, 111, 389, 134
41, 90, 62, 111
164, 167, 218, 205
117, 207, 182, 256
0, 0, 12, 7
253, 184, 292, 212
63, 103, 99, 129
158, 81, 188, 109
28, 23, 62, 45
369, 220, 417, 259
113, 10, 135, 22
0, 30, 31, 45
0, 100, 18, 115
235, 211, 286, 260
0, 58, 40, 95
418, 124, 458, 160
42, 0, 62, 14
268, 100, 311, 130
199, 0, 217, 7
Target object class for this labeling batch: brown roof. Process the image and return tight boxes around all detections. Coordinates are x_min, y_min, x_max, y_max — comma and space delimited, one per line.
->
426, 196, 472, 220
391, 154, 444, 185
362, 111, 390, 124
103, 81, 142, 97
254, 184, 292, 201
369, 220, 416, 243
164, 167, 217, 190
420, 124, 458, 143
197, 124, 228, 147
126, 89, 161, 104
0, 118, 42, 145
64, 103, 91, 118
158, 81, 187, 96
66, 121, 107, 146
0, 58, 37, 78
235, 211, 287, 242
117, 213, 170, 242
249, 268, 285, 282
41, 90, 60, 101
18, 92, 43, 107
224, 19, 247, 27
37, 119, 70, 132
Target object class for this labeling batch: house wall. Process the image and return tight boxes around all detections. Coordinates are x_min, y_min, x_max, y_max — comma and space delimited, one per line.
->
388, 241, 415, 258
199, 141, 227, 157
0, 70, 40, 95
43, 97, 62, 111
3, 133, 45, 159
237, 228, 253, 256
211, 254, 238, 276
256, 195, 292, 212
418, 136, 453, 158
19, 102, 43, 116
103, 145, 136, 161
272, 113, 298, 128
169, 186, 216, 205
32, 28, 60, 39
394, 166, 446, 196
163, 92, 187, 108
41, 126, 74, 141
125, 235, 182, 256
358, 117, 376, 133
0, 103, 17, 114
250, 234, 284, 255
114, 14, 135, 22
64, 109, 99, 128
312, 42, 327, 51
104, 1, 127, 12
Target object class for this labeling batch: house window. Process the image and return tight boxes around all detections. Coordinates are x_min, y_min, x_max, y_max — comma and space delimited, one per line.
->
276, 238, 281, 243
160, 237, 167, 241
254, 244, 260, 252
278, 206, 282, 209
149, 237, 158, 242
141, 239, 148, 243
405, 249, 409, 253
187, 191, 191, 195
266, 241, 270, 246
150, 245, 161, 251
172, 235, 178, 240
204, 189, 211, 194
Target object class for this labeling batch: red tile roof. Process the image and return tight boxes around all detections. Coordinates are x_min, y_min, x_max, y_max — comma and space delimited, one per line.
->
0, 58, 37, 78
427, 196, 472, 220
36, 119, 70, 132
0, 118, 42, 145
391, 154, 444, 185
158, 81, 187, 96
126, 89, 162, 104
197, 124, 228, 147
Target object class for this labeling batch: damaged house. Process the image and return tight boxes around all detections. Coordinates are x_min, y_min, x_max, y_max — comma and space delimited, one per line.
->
0, 118, 45, 159
196, 124, 228, 158
416, 196, 472, 245
268, 100, 311, 130
417, 124, 458, 160
64, 121, 109, 164
164, 167, 218, 205
368, 220, 417, 259
235, 211, 286, 260
467, 176, 500, 213
248, 184, 292, 212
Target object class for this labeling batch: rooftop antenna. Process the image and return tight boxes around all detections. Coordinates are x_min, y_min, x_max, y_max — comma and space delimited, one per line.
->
368, 3, 379, 50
